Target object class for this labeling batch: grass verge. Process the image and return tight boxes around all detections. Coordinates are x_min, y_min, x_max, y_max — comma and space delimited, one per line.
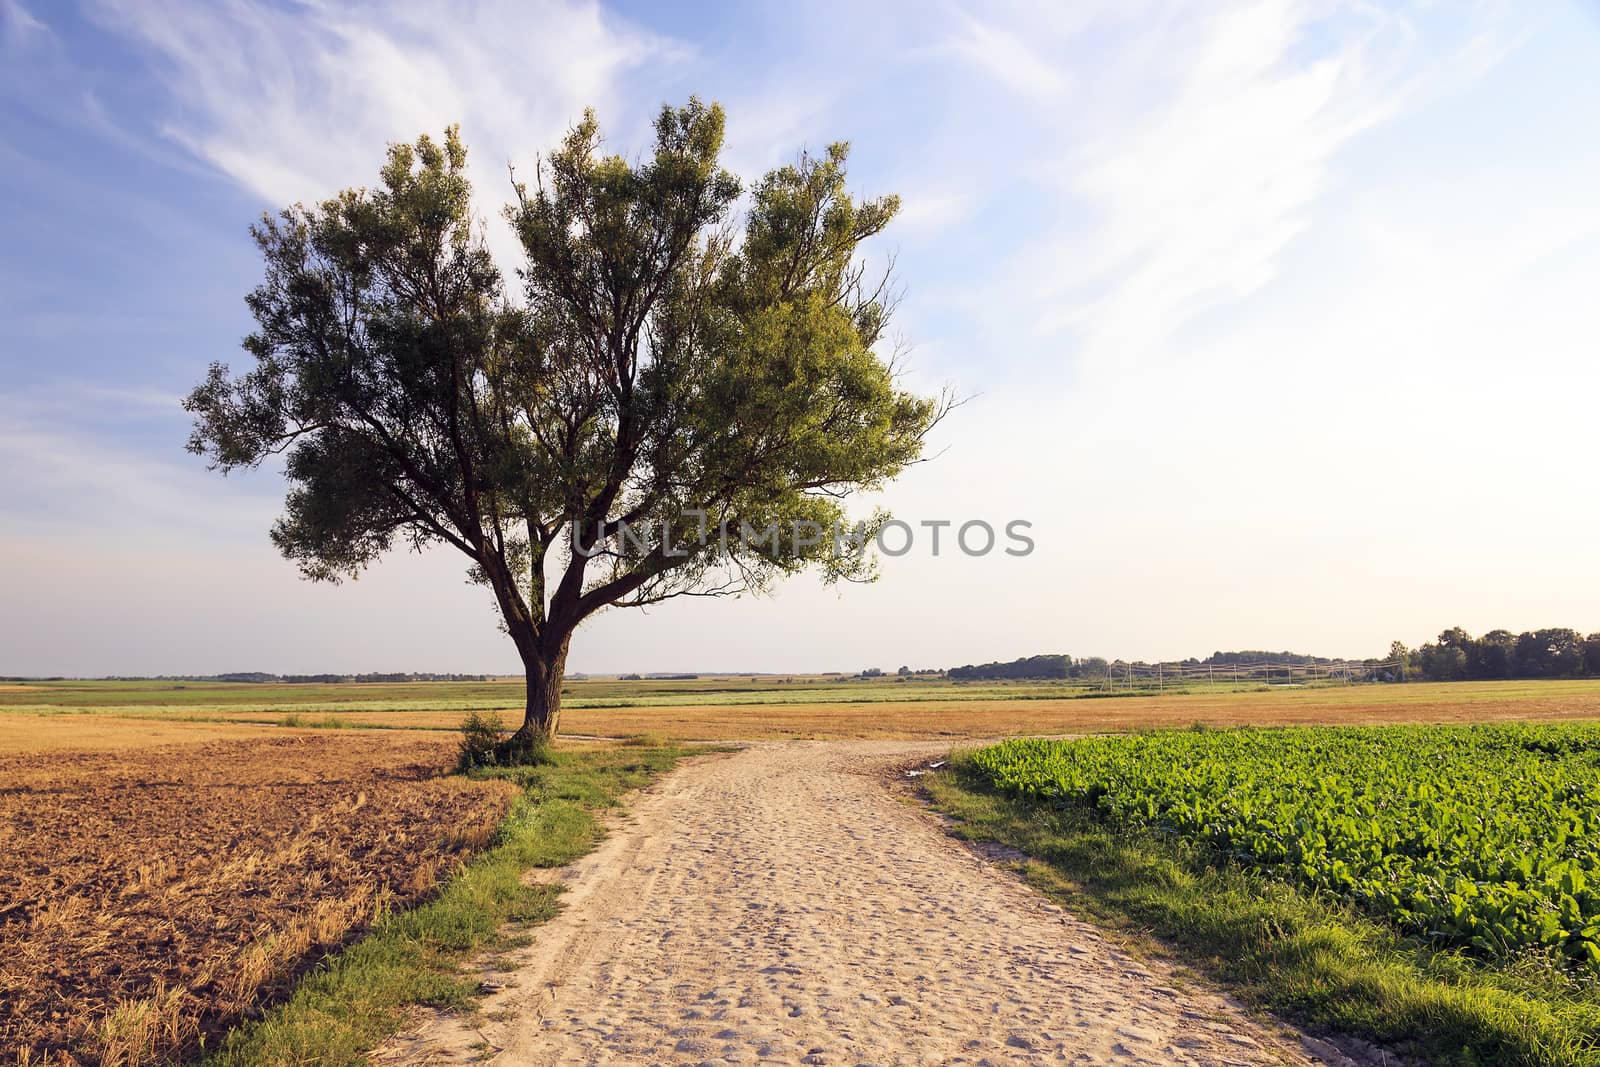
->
204, 740, 699, 1066
925, 754, 1600, 1067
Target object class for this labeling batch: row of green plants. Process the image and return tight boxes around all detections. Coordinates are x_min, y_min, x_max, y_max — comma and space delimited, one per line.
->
972, 724, 1600, 967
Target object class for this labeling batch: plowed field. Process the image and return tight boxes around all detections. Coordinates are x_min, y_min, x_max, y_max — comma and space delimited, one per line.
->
0, 730, 516, 1065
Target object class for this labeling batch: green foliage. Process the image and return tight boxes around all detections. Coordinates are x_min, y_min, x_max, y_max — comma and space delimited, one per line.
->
455, 710, 507, 771
277, 713, 359, 729
456, 710, 556, 768
972, 725, 1600, 969
948, 653, 1074, 681
1398, 627, 1600, 682
490, 726, 552, 768
928, 761, 1600, 1067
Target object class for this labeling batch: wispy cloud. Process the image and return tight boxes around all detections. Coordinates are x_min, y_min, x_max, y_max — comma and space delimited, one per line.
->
893, 188, 974, 232
941, 10, 1071, 99
7, 381, 186, 416
0, 0, 43, 46
0, 424, 277, 541
0, 385, 276, 538
936, 0, 1517, 372
1045, 3, 1396, 356
87, 0, 685, 238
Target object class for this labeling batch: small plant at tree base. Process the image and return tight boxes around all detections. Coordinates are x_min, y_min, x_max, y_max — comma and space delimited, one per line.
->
456, 711, 507, 771
491, 728, 552, 769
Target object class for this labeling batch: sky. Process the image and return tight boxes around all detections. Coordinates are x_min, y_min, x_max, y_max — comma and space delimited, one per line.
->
3, 0, 1599, 676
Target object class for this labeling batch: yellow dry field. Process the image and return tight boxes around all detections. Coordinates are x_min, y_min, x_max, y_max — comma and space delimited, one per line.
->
0, 714, 316, 752
6, 679, 1600, 743
41, 679, 1588, 739
559, 683, 1600, 738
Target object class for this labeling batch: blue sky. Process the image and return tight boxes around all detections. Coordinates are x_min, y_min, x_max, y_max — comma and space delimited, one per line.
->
3, 0, 1599, 675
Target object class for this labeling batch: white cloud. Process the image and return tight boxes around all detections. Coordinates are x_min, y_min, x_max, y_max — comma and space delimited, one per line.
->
929, 1, 1516, 377
1048, 7, 1391, 353
0, 387, 279, 540
893, 189, 973, 232
941, 10, 1070, 99
9, 381, 186, 416
88, 0, 685, 259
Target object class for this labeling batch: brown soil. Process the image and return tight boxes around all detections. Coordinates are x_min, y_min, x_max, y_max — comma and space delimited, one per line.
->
0, 731, 517, 1065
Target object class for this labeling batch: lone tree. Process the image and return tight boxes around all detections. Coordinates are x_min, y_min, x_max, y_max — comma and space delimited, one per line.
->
185, 100, 943, 750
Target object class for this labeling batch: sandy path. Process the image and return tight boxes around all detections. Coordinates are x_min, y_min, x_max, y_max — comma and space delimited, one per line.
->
381, 742, 1334, 1066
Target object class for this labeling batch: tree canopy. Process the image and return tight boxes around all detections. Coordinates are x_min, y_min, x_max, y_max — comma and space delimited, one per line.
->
1395, 627, 1600, 682
185, 100, 943, 746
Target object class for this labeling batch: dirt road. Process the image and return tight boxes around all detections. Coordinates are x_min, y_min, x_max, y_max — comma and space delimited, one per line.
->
381, 742, 1332, 1066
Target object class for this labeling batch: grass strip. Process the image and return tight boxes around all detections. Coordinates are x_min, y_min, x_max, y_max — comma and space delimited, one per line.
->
204, 740, 696, 1066
925, 754, 1600, 1067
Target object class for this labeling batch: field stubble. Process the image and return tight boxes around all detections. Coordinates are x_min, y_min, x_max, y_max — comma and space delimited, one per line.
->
6, 678, 1600, 740
0, 730, 516, 1065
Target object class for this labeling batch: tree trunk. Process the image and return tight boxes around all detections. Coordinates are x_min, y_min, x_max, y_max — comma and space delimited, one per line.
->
512, 635, 571, 744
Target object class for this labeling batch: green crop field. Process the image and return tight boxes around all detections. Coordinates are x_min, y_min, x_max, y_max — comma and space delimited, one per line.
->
972, 724, 1600, 967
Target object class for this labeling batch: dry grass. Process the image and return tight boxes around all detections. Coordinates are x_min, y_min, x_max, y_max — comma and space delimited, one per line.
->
10, 679, 1600, 740
0, 730, 517, 1065
209, 680, 1600, 739
569, 680, 1600, 738
0, 715, 311, 753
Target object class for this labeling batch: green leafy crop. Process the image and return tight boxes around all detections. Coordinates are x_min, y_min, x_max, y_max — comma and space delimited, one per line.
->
972, 724, 1600, 967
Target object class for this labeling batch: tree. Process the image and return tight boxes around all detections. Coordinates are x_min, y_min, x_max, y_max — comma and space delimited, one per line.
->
1533, 628, 1582, 677
185, 101, 943, 750
1388, 640, 1412, 681
1471, 629, 1516, 679
1420, 641, 1466, 682
1079, 656, 1109, 679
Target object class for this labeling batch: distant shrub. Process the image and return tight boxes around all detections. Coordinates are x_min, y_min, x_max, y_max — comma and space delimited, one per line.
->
279, 712, 356, 730
621, 732, 667, 748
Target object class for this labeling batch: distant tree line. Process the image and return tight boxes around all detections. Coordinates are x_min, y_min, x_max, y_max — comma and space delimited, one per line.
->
948, 654, 1078, 681
945, 651, 1377, 683
1200, 650, 1344, 667
1392, 628, 1600, 681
